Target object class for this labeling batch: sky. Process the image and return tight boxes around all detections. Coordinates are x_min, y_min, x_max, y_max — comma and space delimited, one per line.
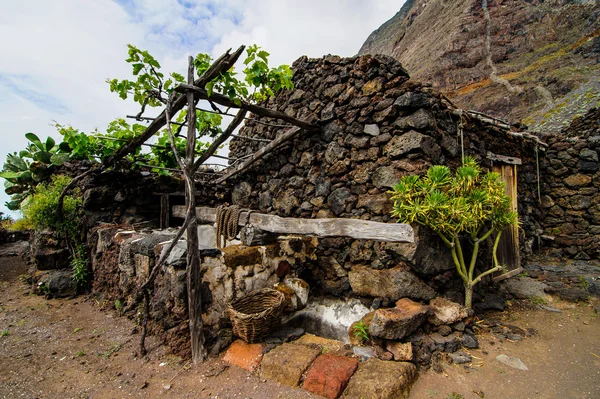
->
0, 0, 403, 217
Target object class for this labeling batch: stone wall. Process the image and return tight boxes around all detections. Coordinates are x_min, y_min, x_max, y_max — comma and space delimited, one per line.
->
27, 163, 231, 299
541, 107, 600, 259
74, 166, 181, 229
53, 160, 226, 230
27, 164, 184, 273
228, 54, 542, 303
88, 225, 316, 357
0, 228, 29, 245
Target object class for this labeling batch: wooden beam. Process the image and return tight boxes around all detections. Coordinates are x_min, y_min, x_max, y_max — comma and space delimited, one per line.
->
175, 84, 321, 133
193, 109, 247, 170
172, 206, 414, 243
450, 109, 547, 148
196, 46, 245, 88
487, 151, 522, 165
160, 194, 170, 229
214, 126, 301, 184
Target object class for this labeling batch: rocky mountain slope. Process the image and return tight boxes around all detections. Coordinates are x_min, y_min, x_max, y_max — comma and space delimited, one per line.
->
359, 0, 600, 134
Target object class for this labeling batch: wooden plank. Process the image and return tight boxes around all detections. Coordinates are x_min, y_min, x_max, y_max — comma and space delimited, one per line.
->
172, 206, 414, 243
493, 164, 521, 271
487, 151, 522, 165
214, 126, 302, 184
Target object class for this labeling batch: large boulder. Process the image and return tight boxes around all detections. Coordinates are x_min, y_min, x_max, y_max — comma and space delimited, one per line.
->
369, 298, 429, 340
348, 264, 436, 301
500, 276, 551, 302
385, 225, 455, 277
35, 270, 77, 298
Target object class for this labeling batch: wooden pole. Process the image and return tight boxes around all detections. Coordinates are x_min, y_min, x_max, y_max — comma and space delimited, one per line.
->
175, 84, 320, 133
185, 56, 207, 364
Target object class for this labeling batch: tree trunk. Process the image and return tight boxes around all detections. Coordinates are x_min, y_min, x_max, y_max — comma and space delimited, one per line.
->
464, 282, 473, 309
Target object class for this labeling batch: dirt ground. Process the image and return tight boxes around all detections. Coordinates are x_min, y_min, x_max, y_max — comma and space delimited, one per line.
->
409, 299, 600, 399
1, 242, 599, 399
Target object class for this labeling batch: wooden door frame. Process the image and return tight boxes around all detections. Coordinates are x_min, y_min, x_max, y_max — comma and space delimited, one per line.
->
487, 152, 523, 281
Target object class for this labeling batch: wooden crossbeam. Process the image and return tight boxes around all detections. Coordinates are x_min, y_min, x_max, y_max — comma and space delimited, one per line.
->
175, 84, 321, 133
214, 126, 301, 183
172, 206, 414, 243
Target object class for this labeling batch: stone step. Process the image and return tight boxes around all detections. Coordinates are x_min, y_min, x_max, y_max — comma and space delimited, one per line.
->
261, 343, 321, 387
224, 335, 420, 399
303, 354, 358, 399
342, 358, 417, 399
222, 340, 265, 372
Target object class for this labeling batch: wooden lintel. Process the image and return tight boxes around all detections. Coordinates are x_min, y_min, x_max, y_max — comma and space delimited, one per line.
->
487, 151, 522, 165
172, 205, 414, 243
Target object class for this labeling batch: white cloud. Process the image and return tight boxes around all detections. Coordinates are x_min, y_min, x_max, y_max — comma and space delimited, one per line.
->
213, 0, 401, 65
0, 0, 402, 216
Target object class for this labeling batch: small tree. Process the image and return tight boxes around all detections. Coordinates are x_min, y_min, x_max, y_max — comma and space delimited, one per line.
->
390, 157, 518, 308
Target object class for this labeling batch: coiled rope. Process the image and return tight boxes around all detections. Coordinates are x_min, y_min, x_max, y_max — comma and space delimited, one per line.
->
215, 205, 252, 248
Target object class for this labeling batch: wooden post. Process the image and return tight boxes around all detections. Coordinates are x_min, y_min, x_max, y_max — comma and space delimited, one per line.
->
159, 194, 170, 229
185, 57, 206, 364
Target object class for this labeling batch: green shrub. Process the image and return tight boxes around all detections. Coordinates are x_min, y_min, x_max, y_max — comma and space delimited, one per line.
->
20, 175, 88, 287
390, 157, 518, 308
21, 175, 81, 241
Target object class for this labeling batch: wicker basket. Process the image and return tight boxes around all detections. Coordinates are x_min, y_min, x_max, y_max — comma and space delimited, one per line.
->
227, 288, 286, 343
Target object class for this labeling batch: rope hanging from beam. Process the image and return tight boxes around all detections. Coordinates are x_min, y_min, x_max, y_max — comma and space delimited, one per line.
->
215, 205, 252, 248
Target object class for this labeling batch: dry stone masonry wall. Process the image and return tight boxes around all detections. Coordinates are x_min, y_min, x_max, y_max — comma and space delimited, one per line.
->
541, 108, 600, 259
88, 225, 316, 357
229, 54, 542, 302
